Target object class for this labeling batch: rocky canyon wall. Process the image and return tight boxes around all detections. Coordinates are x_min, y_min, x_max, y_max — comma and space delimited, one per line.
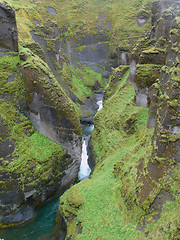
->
0, 1, 81, 227
58, 1, 179, 239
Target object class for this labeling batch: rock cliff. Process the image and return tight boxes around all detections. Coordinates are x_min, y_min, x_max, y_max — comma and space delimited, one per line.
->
0, 0, 81, 227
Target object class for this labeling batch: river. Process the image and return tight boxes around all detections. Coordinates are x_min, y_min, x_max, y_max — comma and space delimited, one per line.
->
0, 95, 103, 240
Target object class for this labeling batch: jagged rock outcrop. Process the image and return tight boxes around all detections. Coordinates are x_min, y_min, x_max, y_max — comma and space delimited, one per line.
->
0, 1, 18, 51
134, 64, 161, 107
129, 0, 180, 217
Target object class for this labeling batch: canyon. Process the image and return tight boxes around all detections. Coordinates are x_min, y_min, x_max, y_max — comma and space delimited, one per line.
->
0, 0, 179, 239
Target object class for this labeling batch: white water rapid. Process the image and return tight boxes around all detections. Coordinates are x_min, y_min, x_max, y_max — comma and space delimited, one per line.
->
78, 136, 91, 181
97, 99, 103, 111
78, 95, 103, 181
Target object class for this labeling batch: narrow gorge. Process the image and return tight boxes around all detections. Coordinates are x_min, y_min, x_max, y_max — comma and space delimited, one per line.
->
0, 0, 179, 240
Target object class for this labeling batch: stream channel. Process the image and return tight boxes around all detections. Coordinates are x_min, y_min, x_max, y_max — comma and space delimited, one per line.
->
0, 95, 103, 240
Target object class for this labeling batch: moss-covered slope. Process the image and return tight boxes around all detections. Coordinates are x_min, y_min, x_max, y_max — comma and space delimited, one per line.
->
59, 65, 179, 240
58, 1, 180, 239
59, 69, 153, 240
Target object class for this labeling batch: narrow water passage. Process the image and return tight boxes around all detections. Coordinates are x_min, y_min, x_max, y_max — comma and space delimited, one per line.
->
97, 100, 103, 111
78, 94, 103, 181
78, 130, 92, 181
0, 95, 103, 240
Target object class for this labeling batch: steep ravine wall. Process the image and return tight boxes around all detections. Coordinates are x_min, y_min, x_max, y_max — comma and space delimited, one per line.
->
0, 0, 179, 237
58, 1, 180, 239
4, 0, 152, 124
0, 1, 82, 227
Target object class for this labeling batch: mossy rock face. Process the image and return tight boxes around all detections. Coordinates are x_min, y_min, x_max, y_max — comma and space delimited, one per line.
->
0, 0, 18, 51
137, 3, 151, 27
7, 0, 153, 76
103, 65, 130, 101
131, 1, 179, 64
131, 1, 180, 215
147, 82, 160, 128
22, 42, 46, 61
35, 19, 59, 39
58, 184, 84, 239
139, 47, 166, 64
131, 37, 157, 63
0, 97, 76, 227
155, 7, 176, 41
0, 50, 81, 227
20, 47, 81, 135
151, 66, 180, 162
134, 64, 161, 89
20, 47, 82, 198
133, 64, 161, 107
0, 0, 179, 237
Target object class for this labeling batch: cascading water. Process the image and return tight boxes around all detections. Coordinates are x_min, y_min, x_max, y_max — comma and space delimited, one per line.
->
97, 100, 103, 111
78, 135, 92, 181
78, 95, 103, 181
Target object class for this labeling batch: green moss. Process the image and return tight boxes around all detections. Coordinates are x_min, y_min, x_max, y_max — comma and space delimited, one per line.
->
22, 42, 46, 61
0, 0, 14, 10
67, 187, 84, 208
69, 64, 103, 101
0, 53, 22, 72
0, 47, 79, 198
111, 0, 152, 51
131, 37, 157, 60
6, 0, 152, 54
139, 201, 180, 240
142, 47, 166, 54
104, 66, 130, 100
10, 131, 66, 179
1, 0, 179, 237
4, 0, 35, 9
0, 98, 68, 190
134, 64, 161, 88
162, 8, 175, 19
59, 184, 84, 239
138, 9, 151, 18
169, 99, 178, 109
60, 62, 103, 117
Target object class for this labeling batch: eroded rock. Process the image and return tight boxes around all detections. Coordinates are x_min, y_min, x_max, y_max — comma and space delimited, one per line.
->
0, 1, 18, 51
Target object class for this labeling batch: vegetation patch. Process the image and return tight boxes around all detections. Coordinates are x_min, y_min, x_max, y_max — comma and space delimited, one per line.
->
63, 64, 103, 101
0, 99, 67, 188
